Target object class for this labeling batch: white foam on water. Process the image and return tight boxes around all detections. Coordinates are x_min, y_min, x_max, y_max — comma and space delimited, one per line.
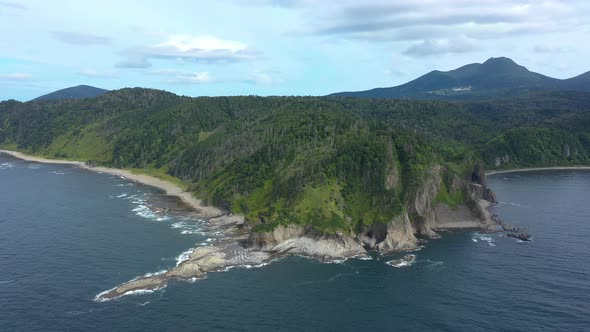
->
181, 230, 205, 235
386, 260, 411, 268
136, 210, 157, 219
0, 162, 14, 170
137, 301, 151, 306
222, 262, 270, 272
93, 287, 118, 302
472, 232, 496, 247
116, 193, 128, 198
176, 248, 194, 266
171, 222, 185, 229
132, 205, 148, 212
49, 171, 65, 175
124, 286, 166, 297
142, 270, 167, 278
94, 276, 168, 302
499, 201, 522, 207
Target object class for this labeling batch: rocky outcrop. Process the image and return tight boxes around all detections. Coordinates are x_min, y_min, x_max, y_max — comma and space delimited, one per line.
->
409, 164, 498, 237
507, 232, 531, 241
248, 224, 366, 260
373, 213, 419, 252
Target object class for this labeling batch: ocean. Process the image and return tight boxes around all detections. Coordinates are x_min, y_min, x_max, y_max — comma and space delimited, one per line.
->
1, 154, 589, 331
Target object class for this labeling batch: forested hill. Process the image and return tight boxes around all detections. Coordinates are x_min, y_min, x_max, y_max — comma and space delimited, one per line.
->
1, 89, 589, 232
331, 57, 590, 100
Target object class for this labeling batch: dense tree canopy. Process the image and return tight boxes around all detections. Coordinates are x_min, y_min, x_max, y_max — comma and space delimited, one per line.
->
1, 89, 588, 232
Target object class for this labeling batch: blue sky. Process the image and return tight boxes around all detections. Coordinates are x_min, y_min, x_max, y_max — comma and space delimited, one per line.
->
1, 0, 589, 101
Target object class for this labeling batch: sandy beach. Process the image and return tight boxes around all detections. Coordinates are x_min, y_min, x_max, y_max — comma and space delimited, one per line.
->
486, 166, 590, 176
0, 149, 225, 218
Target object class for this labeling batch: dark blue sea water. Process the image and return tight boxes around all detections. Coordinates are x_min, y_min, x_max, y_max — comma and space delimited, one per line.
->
1, 155, 589, 331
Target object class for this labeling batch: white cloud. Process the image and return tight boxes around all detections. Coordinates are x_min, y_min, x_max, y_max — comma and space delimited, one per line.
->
175, 71, 212, 83
78, 69, 117, 79
156, 35, 247, 53
116, 55, 152, 69
533, 45, 571, 54
52, 31, 111, 45
140, 35, 258, 63
404, 38, 478, 57
0, 73, 34, 81
149, 69, 212, 84
243, 0, 589, 54
248, 71, 282, 85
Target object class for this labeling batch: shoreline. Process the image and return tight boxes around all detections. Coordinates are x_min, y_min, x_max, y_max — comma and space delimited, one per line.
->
0, 149, 225, 218
1, 148, 503, 301
486, 166, 590, 176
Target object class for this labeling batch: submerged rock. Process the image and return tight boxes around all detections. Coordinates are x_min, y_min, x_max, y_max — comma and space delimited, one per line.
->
507, 232, 531, 241
386, 254, 416, 268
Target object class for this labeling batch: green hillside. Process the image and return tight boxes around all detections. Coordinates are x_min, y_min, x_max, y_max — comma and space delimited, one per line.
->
2, 89, 589, 232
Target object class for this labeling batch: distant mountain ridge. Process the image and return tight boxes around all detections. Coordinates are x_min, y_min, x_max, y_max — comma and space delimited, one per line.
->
331, 57, 590, 100
33, 85, 109, 101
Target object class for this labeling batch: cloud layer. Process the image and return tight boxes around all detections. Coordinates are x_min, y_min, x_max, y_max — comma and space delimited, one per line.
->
52, 31, 111, 45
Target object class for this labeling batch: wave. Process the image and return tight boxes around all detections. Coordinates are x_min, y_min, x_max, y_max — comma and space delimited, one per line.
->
49, 171, 65, 175
142, 270, 167, 278
499, 201, 522, 207
472, 232, 496, 247
387, 260, 411, 268
0, 280, 13, 284
0, 162, 14, 170
176, 249, 194, 266
65, 309, 95, 316
116, 193, 128, 198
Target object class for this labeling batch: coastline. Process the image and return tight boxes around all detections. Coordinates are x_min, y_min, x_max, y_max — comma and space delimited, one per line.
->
486, 166, 590, 176
0, 149, 225, 218
1, 148, 501, 301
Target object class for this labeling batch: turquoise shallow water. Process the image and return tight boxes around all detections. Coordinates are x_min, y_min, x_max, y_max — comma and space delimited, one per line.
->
1, 155, 589, 331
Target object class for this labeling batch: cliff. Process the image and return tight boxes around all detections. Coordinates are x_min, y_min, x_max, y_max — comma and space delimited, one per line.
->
246, 164, 498, 259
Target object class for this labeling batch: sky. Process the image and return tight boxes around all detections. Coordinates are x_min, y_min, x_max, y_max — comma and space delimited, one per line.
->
1, 0, 590, 101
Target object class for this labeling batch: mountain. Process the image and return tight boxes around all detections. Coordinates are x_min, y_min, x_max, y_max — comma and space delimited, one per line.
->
32, 85, 109, 101
331, 57, 590, 100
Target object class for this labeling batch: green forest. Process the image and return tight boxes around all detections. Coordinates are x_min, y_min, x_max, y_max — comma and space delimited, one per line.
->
1, 89, 589, 233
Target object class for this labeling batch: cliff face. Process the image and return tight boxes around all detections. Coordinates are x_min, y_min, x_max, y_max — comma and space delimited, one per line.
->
247, 164, 498, 258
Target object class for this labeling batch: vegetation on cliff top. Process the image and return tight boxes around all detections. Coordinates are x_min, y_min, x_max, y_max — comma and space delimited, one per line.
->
1, 89, 589, 232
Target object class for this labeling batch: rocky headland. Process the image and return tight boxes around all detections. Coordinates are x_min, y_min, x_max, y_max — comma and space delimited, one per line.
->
94, 163, 502, 301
